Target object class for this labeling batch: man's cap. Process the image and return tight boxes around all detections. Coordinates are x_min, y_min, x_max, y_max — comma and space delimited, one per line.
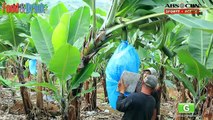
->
144, 75, 157, 89
144, 67, 157, 76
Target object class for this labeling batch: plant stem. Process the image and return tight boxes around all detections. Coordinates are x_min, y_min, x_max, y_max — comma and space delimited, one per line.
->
139, 18, 168, 29
36, 60, 43, 109
20, 37, 30, 64
17, 62, 33, 116
101, 0, 118, 29
204, 35, 213, 66
121, 27, 127, 40
61, 79, 66, 119
92, 0, 96, 38
106, 13, 165, 35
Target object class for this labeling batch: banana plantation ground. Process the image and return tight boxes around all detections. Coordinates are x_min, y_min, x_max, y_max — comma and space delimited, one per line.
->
0, 83, 179, 120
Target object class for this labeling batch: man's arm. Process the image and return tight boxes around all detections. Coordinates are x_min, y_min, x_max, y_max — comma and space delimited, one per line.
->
116, 93, 133, 112
116, 79, 132, 112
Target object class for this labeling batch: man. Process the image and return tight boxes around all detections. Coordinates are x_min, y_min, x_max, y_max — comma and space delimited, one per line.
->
135, 68, 160, 120
116, 75, 157, 120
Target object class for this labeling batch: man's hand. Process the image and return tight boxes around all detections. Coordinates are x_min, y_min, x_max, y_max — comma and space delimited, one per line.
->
118, 79, 128, 94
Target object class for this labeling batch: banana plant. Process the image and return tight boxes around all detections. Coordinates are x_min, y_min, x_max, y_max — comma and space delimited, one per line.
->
30, 2, 94, 119
167, 14, 213, 119
0, 12, 35, 116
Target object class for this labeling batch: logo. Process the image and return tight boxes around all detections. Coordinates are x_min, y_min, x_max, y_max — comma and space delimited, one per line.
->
1, 2, 47, 14
178, 103, 195, 113
164, 3, 201, 14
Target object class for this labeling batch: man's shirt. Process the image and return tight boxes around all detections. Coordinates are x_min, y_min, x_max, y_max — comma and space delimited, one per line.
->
116, 92, 156, 120
135, 81, 160, 112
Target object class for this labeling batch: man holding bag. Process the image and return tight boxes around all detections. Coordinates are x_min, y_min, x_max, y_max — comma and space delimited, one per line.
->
116, 75, 157, 120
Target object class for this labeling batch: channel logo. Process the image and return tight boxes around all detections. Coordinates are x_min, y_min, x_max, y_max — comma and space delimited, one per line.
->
178, 103, 195, 113
1, 2, 47, 13
164, 3, 201, 14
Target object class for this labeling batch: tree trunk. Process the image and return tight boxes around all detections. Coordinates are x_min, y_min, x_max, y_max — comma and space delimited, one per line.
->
17, 64, 33, 115
83, 77, 97, 111
158, 66, 165, 120
36, 61, 43, 109
61, 98, 67, 120
43, 65, 49, 83
202, 82, 213, 120
90, 77, 97, 110
175, 83, 186, 120
85, 80, 90, 106
101, 76, 108, 102
68, 88, 81, 120
5, 61, 9, 78
2, 63, 6, 79
159, 65, 167, 101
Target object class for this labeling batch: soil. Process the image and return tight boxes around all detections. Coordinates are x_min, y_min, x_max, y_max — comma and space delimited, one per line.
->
0, 84, 179, 120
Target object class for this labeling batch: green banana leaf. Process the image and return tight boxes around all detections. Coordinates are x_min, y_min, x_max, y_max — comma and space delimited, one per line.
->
49, 2, 69, 29
177, 49, 213, 80
0, 14, 26, 48
169, 15, 213, 32
30, 16, 54, 64
71, 63, 96, 89
49, 44, 81, 81
188, 29, 213, 69
165, 65, 196, 97
68, 6, 90, 45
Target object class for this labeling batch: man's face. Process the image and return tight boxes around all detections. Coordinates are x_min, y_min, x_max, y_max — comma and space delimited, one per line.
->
142, 70, 151, 80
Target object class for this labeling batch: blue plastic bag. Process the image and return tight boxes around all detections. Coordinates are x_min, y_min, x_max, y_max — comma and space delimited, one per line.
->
29, 59, 37, 75
105, 40, 140, 109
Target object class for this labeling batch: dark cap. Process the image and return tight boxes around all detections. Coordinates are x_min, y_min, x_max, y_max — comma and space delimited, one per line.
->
144, 75, 157, 89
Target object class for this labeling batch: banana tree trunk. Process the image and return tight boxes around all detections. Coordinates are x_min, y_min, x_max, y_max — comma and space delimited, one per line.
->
175, 83, 187, 120
43, 65, 49, 83
90, 77, 97, 110
84, 80, 90, 106
68, 88, 81, 120
36, 61, 43, 109
17, 64, 33, 116
101, 76, 108, 102
83, 77, 97, 111
202, 82, 213, 120
157, 65, 165, 120
5, 61, 10, 78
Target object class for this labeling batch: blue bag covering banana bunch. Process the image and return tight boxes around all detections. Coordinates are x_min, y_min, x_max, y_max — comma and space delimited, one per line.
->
105, 40, 140, 109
